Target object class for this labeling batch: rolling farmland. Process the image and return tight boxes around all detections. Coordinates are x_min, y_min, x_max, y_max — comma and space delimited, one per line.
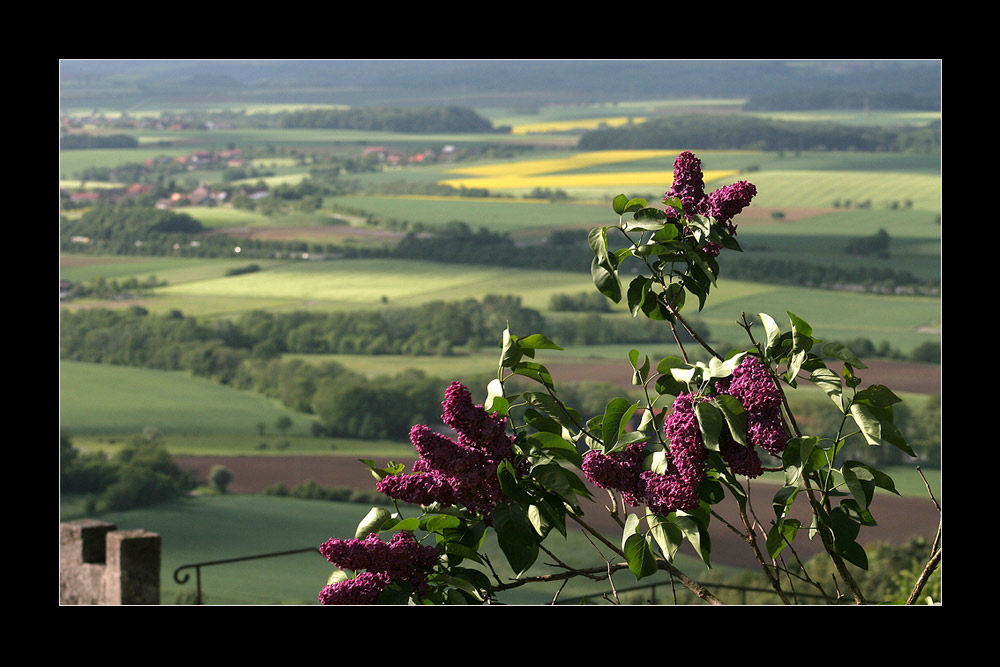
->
60, 64, 941, 604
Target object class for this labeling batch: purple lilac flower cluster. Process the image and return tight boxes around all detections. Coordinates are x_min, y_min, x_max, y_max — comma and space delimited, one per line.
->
663, 151, 757, 256
714, 355, 788, 477
317, 532, 439, 605
376, 382, 515, 519
582, 442, 646, 507
583, 357, 789, 511
582, 393, 707, 515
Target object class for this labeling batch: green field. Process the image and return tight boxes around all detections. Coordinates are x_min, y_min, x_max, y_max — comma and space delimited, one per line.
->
64, 493, 716, 605
60, 360, 314, 437
63, 253, 938, 355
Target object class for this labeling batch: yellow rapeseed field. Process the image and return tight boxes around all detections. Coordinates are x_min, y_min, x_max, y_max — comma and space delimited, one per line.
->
509, 116, 646, 135
439, 150, 737, 192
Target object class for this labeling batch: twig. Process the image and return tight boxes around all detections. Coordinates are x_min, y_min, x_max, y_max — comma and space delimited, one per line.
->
906, 466, 942, 605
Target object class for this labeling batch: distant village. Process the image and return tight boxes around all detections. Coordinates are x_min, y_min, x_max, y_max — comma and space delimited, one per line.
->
60, 113, 463, 212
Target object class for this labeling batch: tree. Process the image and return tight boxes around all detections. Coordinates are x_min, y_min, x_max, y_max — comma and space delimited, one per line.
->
209, 465, 234, 494
275, 415, 293, 435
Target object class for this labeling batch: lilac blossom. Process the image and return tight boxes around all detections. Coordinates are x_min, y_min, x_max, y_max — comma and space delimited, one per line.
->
318, 571, 391, 605
318, 532, 439, 605
648, 392, 708, 513
662, 151, 758, 254
714, 356, 789, 476
664, 151, 708, 217
706, 181, 757, 235
581, 393, 708, 515
376, 382, 516, 519
582, 442, 646, 507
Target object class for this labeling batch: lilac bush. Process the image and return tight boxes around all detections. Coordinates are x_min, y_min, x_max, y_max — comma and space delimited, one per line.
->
315, 151, 937, 606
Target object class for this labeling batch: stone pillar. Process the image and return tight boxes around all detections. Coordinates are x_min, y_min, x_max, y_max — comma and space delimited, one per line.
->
60, 520, 161, 605
104, 529, 161, 604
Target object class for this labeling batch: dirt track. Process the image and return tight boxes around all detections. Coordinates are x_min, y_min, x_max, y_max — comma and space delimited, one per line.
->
177, 454, 940, 569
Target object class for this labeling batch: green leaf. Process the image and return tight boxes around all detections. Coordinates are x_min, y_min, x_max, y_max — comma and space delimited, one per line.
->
624, 533, 658, 580
822, 342, 867, 369
530, 496, 568, 538
442, 542, 484, 565
622, 513, 641, 551
484, 378, 508, 416
531, 463, 580, 511
681, 274, 709, 311
436, 571, 486, 600
771, 485, 800, 522
842, 460, 900, 508
588, 226, 611, 266
647, 515, 683, 562
623, 197, 648, 213
358, 458, 406, 482
527, 432, 583, 468
522, 408, 563, 435
627, 276, 650, 318
855, 384, 902, 407
493, 501, 538, 547
517, 334, 564, 351
629, 348, 651, 385
694, 400, 724, 452
612, 194, 630, 215
849, 402, 916, 455
810, 366, 844, 412
522, 392, 582, 435
766, 519, 801, 560
828, 506, 868, 570
625, 207, 667, 230
354, 507, 392, 539
494, 503, 539, 577
421, 514, 462, 534
714, 394, 748, 447
674, 513, 712, 568
787, 311, 815, 352
327, 568, 351, 586
602, 397, 639, 451
500, 328, 521, 369
654, 356, 688, 396
497, 460, 534, 505
591, 255, 622, 303
758, 312, 781, 353
513, 361, 555, 389
786, 348, 807, 385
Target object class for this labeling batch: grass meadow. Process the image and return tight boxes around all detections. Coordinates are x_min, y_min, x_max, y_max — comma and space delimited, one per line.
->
65, 492, 716, 605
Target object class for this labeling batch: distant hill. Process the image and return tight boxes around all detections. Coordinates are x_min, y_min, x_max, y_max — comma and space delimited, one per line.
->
59, 59, 942, 109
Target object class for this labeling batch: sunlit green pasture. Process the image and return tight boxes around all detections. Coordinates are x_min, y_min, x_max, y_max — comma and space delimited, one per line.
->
732, 208, 941, 281
154, 258, 598, 314
729, 169, 940, 212
697, 285, 940, 354
334, 195, 612, 233
60, 254, 284, 285
60, 360, 415, 459
60, 360, 314, 437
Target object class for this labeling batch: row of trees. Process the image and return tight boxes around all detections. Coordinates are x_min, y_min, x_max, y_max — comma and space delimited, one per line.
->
60, 134, 139, 150
578, 114, 941, 153
278, 106, 500, 133
744, 89, 940, 111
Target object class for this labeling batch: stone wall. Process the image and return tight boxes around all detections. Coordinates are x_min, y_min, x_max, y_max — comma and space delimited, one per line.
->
60, 519, 161, 605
